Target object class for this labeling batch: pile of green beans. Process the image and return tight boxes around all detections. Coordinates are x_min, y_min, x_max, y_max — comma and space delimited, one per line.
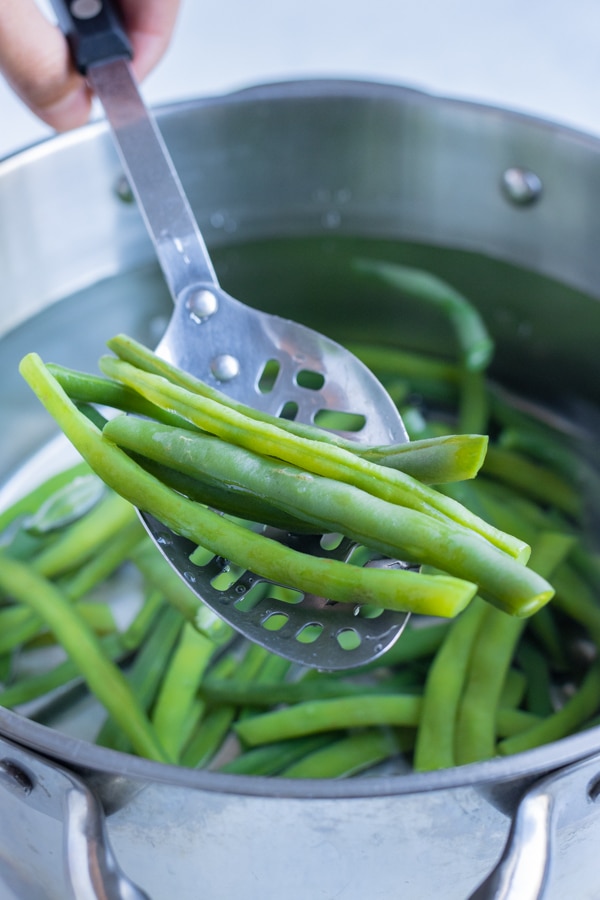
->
0, 257, 598, 776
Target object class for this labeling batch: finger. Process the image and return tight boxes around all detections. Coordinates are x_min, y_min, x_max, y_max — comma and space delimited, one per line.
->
0, 0, 92, 131
119, 0, 180, 81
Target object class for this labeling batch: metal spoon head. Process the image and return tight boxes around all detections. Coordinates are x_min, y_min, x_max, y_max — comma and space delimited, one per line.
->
140, 283, 411, 670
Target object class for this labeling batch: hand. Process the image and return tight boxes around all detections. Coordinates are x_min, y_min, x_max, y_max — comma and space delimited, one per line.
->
0, 0, 180, 131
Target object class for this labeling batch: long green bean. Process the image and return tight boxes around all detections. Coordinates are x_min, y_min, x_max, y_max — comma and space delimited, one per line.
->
498, 660, 600, 755
353, 259, 494, 372
0, 553, 170, 762
453, 531, 575, 765
103, 416, 551, 617
151, 623, 217, 761
18, 354, 484, 617
99, 347, 527, 560
95, 604, 183, 754
235, 694, 422, 746
281, 729, 406, 779
413, 597, 488, 771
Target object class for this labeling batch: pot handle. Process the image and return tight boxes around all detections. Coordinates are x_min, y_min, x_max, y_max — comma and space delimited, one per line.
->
468, 751, 600, 900
0, 735, 149, 900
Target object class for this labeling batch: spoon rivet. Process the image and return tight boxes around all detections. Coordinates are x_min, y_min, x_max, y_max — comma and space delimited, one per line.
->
211, 354, 240, 381
186, 288, 219, 322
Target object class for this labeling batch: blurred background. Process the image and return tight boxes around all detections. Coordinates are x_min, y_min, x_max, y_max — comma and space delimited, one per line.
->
1, 0, 600, 157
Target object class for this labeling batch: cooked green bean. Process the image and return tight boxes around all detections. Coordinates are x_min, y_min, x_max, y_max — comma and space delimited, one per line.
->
152, 623, 217, 761
281, 729, 406, 779
0, 461, 92, 534
454, 531, 574, 765
235, 695, 422, 746
220, 735, 334, 776
103, 416, 551, 617
47, 362, 193, 429
498, 660, 600, 755
413, 597, 488, 771
516, 641, 554, 717
107, 333, 466, 474
9, 258, 600, 780
482, 446, 581, 519
0, 553, 170, 762
0, 633, 124, 710
200, 674, 413, 708
99, 348, 527, 560
181, 706, 237, 769
353, 259, 494, 372
32, 488, 138, 579
18, 354, 485, 618
95, 604, 183, 755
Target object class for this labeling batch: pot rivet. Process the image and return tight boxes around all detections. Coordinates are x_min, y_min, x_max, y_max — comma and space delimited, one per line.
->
0, 759, 33, 796
501, 167, 543, 205
211, 354, 240, 381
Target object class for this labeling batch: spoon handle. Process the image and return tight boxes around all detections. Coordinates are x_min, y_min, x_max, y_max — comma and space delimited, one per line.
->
50, 0, 219, 300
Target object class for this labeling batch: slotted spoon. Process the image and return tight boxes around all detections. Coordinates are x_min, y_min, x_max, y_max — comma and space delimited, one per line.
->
52, 0, 410, 668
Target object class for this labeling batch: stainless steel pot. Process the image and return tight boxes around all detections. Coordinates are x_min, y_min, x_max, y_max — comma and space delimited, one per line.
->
1, 79, 600, 900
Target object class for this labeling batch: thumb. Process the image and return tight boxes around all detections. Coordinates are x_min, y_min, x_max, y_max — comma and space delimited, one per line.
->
0, 0, 93, 131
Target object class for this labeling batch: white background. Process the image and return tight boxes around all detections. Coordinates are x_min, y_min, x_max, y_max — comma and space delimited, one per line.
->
1, 1, 600, 157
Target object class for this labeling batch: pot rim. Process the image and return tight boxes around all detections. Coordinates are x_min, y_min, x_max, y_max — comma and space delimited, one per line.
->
3, 77, 600, 797
3, 705, 600, 798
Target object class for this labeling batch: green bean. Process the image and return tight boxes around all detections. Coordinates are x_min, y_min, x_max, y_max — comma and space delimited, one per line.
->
526, 604, 570, 672
220, 735, 334, 776
345, 342, 461, 395
516, 641, 554, 717
234, 695, 422, 746
500, 668, 527, 710
0, 512, 147, 655
458, 370, 489, 436
133, 453, 314, 533
413, 597, 488, 771
0, 634, 124, 709
180, 706, 237, 769
482, 446, 582, 519
498, 660, 600, 755
32, 488, 138, 579
95, 605, 183, 754
498, 426, 583, 480
181, 641, 276, 765
0, 553, 170, 762
353, 259, 494, 372
359, 433, 488, 484
200, 674, 413, 708
454, 531, 574, 764
103, 416, 552, 617
281, 729, 407, 779
0, 461, 92, 534
151, 623, 217, 761
107, 334, 460, 466
551, 562, 600, 647
496, 708, 544, 739
19, 354, 485, 617
0, 654, 11, 685
23, 472, 105, 536
47, 362, 193, 429
120, 588, 166, 651
454, 606, 525, 765
99, 349, 527, 560
58, 515, 147, 599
